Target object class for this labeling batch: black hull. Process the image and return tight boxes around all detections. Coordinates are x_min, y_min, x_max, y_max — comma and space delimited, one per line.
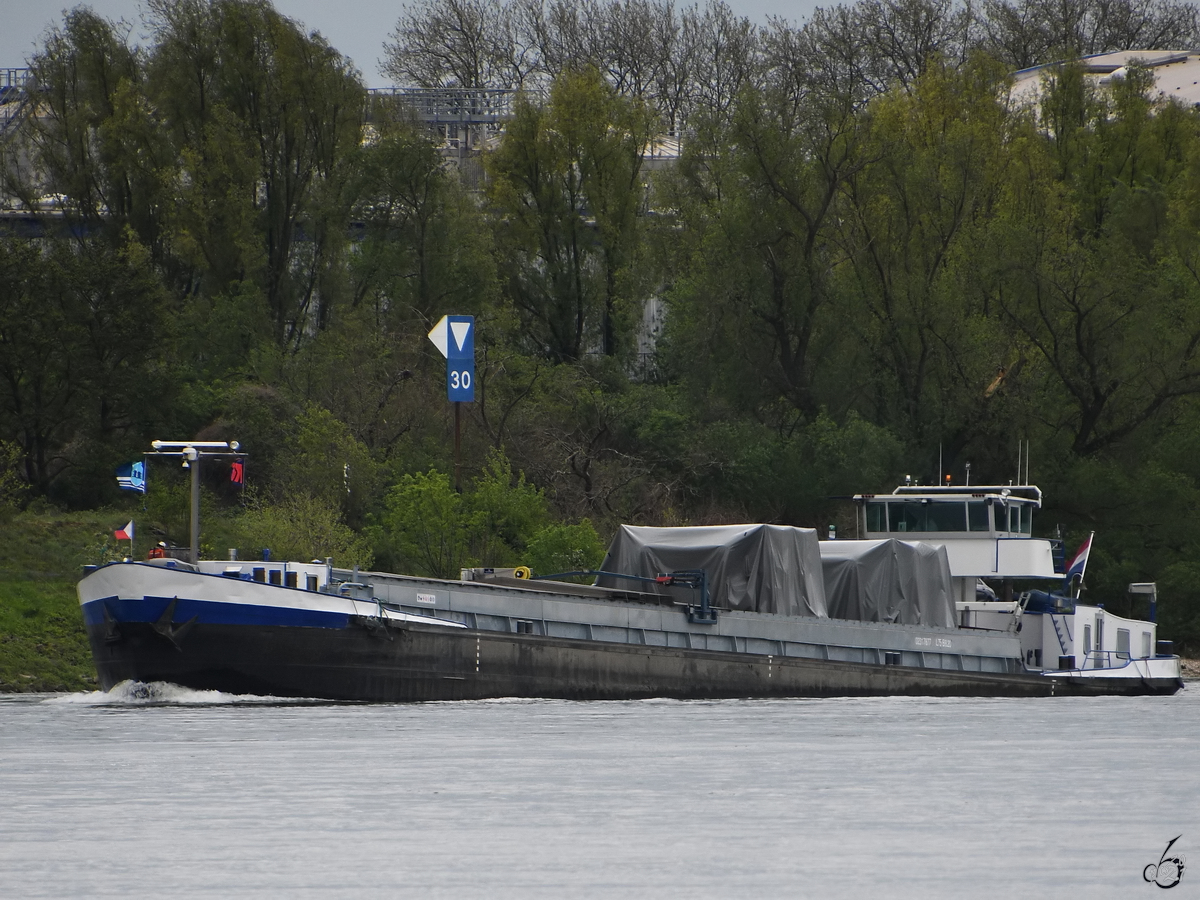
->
86, 619, 1183, 701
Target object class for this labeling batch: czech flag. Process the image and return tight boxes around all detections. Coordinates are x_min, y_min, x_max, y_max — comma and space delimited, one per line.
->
114, 520, 134, 542
1064, 532, 1093, 587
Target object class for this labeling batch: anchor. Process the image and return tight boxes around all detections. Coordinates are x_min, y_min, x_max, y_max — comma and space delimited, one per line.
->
152, 597, 198, 650
102, 603, 123, 644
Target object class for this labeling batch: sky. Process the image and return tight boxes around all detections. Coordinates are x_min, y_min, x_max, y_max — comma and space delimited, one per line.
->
2, 0, 820, 87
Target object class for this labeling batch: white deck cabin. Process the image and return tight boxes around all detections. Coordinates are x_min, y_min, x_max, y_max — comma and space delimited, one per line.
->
851, 484, 1168, 676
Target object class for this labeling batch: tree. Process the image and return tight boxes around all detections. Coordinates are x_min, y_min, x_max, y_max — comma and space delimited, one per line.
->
837, 57, 1018, 447
384, 0, 524, 89
350, 112, 497, 326
665, 73, 868, 420
487, 68, 654, 361
978, 0, 1200, 70
147, 0, 365, 348
271, 404, 380, 526
375, 450, 549, 577
981, 67, 1200, 456
4, 8, 179, 265
0, 238, 170, 497
525, 519, 606, 578
236, 493, 374, 567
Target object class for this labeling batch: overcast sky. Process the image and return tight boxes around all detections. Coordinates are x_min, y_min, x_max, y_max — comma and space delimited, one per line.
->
3, 0, 821, 87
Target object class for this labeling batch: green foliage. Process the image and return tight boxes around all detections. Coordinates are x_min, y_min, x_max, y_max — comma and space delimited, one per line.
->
234, 492, 373, 569
487, 68, 656, 361
377, 468, 472, 578
0, 441, 28, 520
273, 404, 380, 526
350, 113, 498, 327
469, 450, 548, 559
525, 520, 607, 581
376, 450, 552, 578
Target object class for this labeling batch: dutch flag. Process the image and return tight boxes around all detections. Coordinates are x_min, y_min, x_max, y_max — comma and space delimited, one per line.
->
1064, 532, 1093, 588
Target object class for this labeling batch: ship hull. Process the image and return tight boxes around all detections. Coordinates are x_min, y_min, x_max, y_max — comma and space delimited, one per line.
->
83, 615, 1181, 702
79, 562, 1182, 701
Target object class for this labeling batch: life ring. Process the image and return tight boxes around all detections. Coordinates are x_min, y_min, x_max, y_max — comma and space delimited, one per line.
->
513, 566, 532, 579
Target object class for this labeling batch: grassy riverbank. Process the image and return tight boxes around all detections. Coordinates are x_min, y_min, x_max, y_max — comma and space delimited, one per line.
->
0, 508, 116, 692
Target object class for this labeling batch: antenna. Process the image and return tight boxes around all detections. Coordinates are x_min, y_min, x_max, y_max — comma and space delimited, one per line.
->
1016, 440, 1022, 485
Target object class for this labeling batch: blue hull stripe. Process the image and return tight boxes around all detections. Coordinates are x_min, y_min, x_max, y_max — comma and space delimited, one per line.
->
81, 596, 350, 630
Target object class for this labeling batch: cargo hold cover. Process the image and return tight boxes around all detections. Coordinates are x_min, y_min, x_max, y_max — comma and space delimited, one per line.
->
820, 539, 955, 628
596, 524, 828, 618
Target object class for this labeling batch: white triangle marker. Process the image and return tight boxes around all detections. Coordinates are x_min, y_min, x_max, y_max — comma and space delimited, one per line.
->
451, 320, 471, 352
427, 315, 449, 358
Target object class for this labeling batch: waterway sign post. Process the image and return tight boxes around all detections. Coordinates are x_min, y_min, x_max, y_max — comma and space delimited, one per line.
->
427, 315, 476, 492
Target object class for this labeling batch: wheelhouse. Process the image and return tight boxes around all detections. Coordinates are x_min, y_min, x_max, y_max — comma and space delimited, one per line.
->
854, 485, 1042, 540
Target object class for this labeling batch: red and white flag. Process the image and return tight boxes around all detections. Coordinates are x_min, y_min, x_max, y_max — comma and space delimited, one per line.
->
1064, 531, 1093, 586
114, 520, 134, 542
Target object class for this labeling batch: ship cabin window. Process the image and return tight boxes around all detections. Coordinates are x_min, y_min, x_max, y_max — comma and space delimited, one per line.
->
968, 502, 990, 531
866, 498, 1028, 534
1083, 623, 1092, 654
1002, 503, 1033, 535
884, 500, 968, 533
1142, 632, 1152, 658
1116, 628, 1131, 660
865, 501, 886, 532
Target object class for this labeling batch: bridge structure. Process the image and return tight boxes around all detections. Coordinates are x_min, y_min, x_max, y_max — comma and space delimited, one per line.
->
1, 68, 34, 140
367, 86, 525, 152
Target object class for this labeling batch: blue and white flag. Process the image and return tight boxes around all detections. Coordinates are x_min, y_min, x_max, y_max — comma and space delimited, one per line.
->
116, 460, 146, 493
1064, 532, 1094, 588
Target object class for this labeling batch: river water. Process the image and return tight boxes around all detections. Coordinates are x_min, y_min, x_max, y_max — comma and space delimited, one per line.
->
2, 684, 1197, 898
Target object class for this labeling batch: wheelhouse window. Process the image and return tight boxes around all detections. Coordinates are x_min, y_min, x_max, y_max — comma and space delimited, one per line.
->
1002, 503, 1033, 535
865, 501, 886, 533
886, 501, 967, 533
864, 496, 1034, 535
968, 502, 990, 531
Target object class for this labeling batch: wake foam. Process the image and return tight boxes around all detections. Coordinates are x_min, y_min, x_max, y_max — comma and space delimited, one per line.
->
43, 680, 323, 706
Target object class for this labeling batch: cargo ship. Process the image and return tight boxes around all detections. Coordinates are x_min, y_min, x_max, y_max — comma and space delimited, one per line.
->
77, 482, 1183, 700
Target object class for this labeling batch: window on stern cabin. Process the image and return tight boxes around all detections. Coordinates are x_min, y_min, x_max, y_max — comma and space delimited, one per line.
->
1116, 629, 1130, 660
1083, 623, 1092, 655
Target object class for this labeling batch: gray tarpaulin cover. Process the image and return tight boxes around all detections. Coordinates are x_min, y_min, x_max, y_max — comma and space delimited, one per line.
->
819, 539, 955, 628
595, 525, 828, 618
